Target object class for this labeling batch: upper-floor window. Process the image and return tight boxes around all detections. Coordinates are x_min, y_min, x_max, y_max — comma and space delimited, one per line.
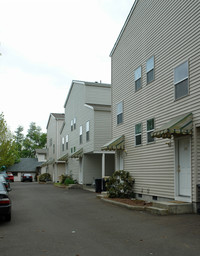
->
135, 123, 142, 146
117, 101, 123, 125
86, 121, 90, 142
74, 118, 77, 130
146, 56, 154, 84
66, 135, 68, 150
71, 120, 73, 131
79, 126, 83, 144
53, 144, 55, 154
62, 137, 64, 151
174, 61, 189, 100
147, 118, 155, 143
134, 66, 142, 91
49, 138, 52, 147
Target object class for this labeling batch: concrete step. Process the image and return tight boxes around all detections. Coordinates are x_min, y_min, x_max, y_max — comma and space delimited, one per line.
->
152, 201, 193, 214
145, 206, 169, 216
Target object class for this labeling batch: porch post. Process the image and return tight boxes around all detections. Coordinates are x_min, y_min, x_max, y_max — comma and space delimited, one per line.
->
102, 153, 106, 190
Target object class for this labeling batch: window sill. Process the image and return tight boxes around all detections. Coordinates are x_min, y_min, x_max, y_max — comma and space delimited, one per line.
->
174, 93, 189, 102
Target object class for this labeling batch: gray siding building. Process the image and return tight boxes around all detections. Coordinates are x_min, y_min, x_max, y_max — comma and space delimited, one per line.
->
59, 80, 114, 184
46, 113, 65, 182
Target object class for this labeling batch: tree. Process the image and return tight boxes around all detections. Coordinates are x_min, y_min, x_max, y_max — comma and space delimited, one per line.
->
18, 122, 47, 158
14, 126, 24, 152
0, 113, 19, 167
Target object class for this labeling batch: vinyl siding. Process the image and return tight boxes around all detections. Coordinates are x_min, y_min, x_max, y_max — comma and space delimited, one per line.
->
61, 81, 112, 183
61, 82, 94, 157
83, 154, 102, 184
111, 0, 200, 200
85, 85, 111, 105
94, 110, 112, 151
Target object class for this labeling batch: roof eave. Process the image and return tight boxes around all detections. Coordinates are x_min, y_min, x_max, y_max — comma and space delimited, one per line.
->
109, 0, 138, 57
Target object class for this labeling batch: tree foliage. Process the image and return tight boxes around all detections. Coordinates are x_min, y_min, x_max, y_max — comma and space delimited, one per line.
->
0, 113, 20, 167
15, 122, 47, 158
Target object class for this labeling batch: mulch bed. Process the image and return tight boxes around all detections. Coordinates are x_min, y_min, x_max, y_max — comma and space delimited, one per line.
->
106, 198, 152, 207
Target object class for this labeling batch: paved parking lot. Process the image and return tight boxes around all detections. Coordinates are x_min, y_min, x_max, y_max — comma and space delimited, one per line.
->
0, 182, 200, 256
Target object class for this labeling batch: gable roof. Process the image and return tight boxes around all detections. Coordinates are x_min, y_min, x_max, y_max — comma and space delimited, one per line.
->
6, 158, 42, 173
46, 113, 65, 129
64, 80, 111, 108
110, 0, 138, 57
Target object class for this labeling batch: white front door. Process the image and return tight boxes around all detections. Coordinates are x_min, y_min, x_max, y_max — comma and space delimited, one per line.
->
175, 137, 191, 201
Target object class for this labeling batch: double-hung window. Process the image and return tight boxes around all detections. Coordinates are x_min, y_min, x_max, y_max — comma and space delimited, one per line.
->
86, 121, 90, 142
117, 101, 123, 125
66, 135, 68, 150
146, 56, 154, 84
79, 126, 83, 144
174, 61, 189, 100
147, 118, 155, 143
135, 123, 142, 146
134, 66, 142, 91
71, 120, 73, 131
74, 118, 76, 130
62, 137, 64, 151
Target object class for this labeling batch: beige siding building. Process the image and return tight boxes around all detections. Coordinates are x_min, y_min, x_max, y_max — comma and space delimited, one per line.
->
108, 0, 200, 209
46, 113, 65, 182
59, 80, 114, 185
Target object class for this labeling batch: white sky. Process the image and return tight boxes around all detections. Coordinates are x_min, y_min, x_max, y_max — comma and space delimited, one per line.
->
0, 0, 134, 134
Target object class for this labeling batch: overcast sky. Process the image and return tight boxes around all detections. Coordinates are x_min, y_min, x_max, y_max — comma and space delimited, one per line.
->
0, 0, 134, 134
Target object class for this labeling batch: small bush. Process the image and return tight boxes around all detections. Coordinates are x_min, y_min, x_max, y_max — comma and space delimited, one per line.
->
64, 178, 75, 185
106, 170, 135, 198
39, 173, 52, 182
60, 173, 76, 186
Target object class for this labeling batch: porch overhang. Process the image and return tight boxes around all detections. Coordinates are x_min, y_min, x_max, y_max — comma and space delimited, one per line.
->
58, 153, 69, 162
70, 148, 83, 158
152, 113, 193, 139
101, 135, 125, 151
40, 159, 55, 167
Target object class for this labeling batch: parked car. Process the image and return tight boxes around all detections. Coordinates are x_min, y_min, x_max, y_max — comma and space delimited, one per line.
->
21, 174, 33, 182
0, 171, 9, 183
0, 175, 11, 192
0, 182, 11, 221
7, 173, 14, 182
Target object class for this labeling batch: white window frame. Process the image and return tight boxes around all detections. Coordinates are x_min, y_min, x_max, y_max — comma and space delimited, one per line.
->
62, 137, 64, 151
174, 60, 189, 100
117, 101, 123, 125
134, 66, 142, 91
146, 56, 154, 84
71, 120, 74, 131
66, 135, 68, 150
79, 126, 83, 144
86, 121, 90, 142
74, 117, 76, 130
147, 118, 155, 143
135, 123, 142, 146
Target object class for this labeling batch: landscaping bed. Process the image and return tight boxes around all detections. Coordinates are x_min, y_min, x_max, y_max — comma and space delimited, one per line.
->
106, 198, 152, 207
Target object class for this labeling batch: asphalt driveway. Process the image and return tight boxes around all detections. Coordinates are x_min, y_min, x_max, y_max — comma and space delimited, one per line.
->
0, 182, 200, 256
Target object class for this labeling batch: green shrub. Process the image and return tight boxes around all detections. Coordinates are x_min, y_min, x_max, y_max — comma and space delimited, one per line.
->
39, 173, 52, 182
106, 170, 135, 198
60, 173, 77, 185
64, 178, 75, 185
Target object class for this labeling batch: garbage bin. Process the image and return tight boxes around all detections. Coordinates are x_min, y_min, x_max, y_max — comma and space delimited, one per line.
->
95, 179, 102, 193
